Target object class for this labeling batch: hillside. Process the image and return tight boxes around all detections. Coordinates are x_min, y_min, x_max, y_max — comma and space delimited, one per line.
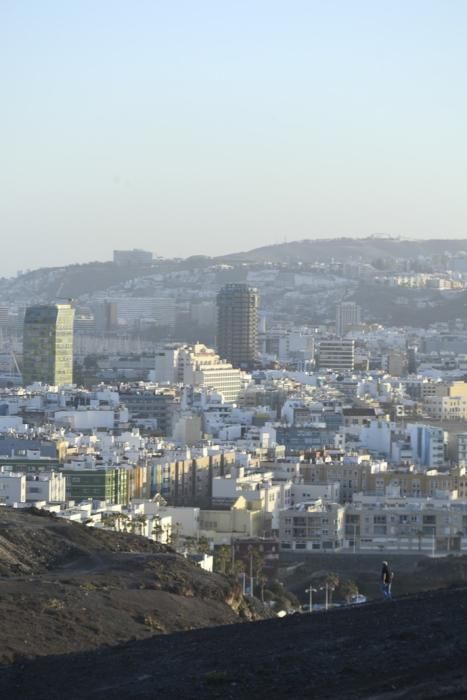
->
3, 238, 467, 305
2, 584, 467, 699
0, 508, 268, 663
0, 261, 153, 303
222, 237, 467, 264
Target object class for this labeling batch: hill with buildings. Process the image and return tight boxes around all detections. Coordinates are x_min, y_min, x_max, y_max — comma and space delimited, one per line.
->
0, 508, 269, 664
0, 261, 153, 304
3, 237, 467, 304
222, 236, 467, 265
2, 583, 467, 698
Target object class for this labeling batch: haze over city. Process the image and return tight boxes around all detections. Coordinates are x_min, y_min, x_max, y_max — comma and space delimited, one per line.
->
2, 0, 467, 276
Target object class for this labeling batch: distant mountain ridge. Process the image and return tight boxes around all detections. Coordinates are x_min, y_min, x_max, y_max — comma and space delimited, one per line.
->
3, 238, 467, 304
219, 237, 467, 264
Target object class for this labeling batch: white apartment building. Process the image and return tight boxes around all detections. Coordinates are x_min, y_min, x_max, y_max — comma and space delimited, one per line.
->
26, 472, 66, 502
154, 343, 246, 403
54, 407, 129, 430
318, 339, 355, 371
290, 482, 341, 505
424, 395, 467, 420
212, 468, 291, 530
347, 492, 467, 554
178, 344, 245, 403
0, 472, 26, 504
407, 424, 446, 469
279, 500, 345, 552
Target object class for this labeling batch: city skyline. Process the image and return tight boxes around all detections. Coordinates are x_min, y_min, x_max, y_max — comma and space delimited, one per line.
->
2, 1, 467, 277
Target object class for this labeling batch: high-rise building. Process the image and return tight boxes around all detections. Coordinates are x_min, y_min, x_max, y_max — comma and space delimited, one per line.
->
216, 284, 258, 368
113, 249, 153, 266
335, 302, 362, 337
23, 304, 75, 385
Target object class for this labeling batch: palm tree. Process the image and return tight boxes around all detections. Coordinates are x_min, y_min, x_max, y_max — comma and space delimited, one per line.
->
133, 514, 147, 536
101, 513, 118, 531
215, 545, 231, 574
197, 536, 211, 555
152, 515, 163, 543
168, 521, 181, 549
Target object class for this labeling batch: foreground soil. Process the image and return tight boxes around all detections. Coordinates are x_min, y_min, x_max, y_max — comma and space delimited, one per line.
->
0, 589, 467, 700
2, 585, 467, 699
0, 508, 268, 663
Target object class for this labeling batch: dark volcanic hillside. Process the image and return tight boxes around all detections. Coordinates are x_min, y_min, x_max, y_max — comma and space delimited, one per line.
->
2, 585, 467, 699
0, 508, 268, 663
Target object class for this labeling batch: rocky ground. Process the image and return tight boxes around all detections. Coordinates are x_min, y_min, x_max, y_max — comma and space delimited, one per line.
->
0, 508, 269, 663
2, 584, 467, 699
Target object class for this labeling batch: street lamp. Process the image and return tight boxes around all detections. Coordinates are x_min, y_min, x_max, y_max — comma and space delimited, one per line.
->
324, 583, 335, 610
305, 585, 316, 612
320, 583, 336, 610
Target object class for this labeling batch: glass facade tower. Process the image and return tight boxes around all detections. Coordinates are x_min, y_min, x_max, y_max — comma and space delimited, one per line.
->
23, 304, 75, 385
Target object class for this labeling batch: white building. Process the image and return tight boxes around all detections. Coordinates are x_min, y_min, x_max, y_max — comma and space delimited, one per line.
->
0, 472, 26, 504
212, 468, 291, 530
178, 344, 245, 403
54, 407, 129, 430
26, 472, 66, 503
407, 424, 446, 469
290, 482, 341, 504
318, 339, 355, 371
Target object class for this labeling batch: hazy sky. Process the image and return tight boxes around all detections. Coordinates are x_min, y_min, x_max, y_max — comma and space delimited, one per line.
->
2, 1, 467, 276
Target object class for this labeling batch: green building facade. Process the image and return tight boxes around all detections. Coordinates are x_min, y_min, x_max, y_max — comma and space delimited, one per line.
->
63, 468, 129, 505
23, 304, 75, 385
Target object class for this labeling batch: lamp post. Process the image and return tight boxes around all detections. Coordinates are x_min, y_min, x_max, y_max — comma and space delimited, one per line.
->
305, 585, 316, 612
324, 583, 335, 610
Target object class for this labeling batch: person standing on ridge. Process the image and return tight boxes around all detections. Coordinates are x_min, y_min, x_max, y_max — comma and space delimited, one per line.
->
381, 561, 393, 600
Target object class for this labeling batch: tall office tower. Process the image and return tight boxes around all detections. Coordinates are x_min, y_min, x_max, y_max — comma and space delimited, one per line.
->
335, 302, 362, 337
216, 283, 259, 368
23, 304, 75, 385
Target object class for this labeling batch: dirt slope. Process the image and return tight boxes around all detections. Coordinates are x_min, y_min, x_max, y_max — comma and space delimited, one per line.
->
0, 508, 268, 663
2, 585, 467, 699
